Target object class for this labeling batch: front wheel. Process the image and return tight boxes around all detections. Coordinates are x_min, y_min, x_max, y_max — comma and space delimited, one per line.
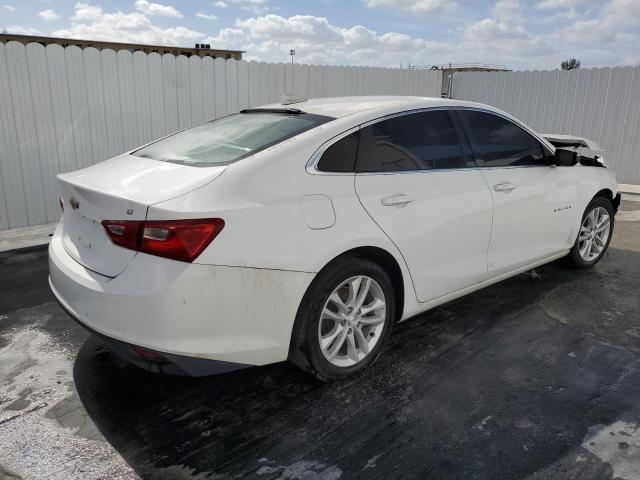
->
288, 257, 395, 382
566, 197, 614, 268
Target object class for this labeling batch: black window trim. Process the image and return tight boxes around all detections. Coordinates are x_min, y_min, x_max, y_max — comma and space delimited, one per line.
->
356, 109, 476, 174
306, 106, 556, 175
357, 108, 473, 175
452, 107, 555, 169
306, 125, 361, 175
308, 107, 478, 175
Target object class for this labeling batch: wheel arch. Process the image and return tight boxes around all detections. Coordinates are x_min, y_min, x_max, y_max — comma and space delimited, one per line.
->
593, 188, 613, 201
592, 188, 620, 211
287, 244, 408, 377
311, 246, 406, 324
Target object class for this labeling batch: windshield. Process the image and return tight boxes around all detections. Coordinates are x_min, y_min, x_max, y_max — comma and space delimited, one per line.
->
133, 112, 332, 166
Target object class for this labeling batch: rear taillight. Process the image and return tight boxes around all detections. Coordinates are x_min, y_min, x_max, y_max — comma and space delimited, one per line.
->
101, 219, 224, 263
59, 197, 64, 211
102, 221, 141, 251
140, 219, 225, 262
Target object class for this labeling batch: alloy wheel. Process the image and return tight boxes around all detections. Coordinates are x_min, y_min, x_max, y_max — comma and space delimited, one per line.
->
318, 275, 387, 367
578, 206, 611, 262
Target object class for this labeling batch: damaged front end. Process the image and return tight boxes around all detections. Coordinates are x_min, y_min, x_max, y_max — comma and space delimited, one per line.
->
543, 134, 607, 168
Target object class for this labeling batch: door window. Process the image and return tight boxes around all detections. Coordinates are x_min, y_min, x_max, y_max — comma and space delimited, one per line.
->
458, 110, 550, 167
356, 110, 472, 173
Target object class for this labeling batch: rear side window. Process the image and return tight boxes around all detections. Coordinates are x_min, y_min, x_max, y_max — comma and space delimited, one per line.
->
134, 112, 332, 166
458, 110, 548, 167
356, 110, 471, 173
317, 132, 359, 172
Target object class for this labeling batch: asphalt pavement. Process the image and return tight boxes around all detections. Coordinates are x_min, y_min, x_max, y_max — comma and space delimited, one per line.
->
1, 198, 639, 480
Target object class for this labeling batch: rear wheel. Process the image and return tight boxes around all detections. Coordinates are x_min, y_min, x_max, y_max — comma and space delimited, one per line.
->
289, 257, 395, 382
566, 197, 614, 268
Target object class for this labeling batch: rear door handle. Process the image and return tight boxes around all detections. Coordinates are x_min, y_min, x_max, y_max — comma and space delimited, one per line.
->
493, 182, 516, 192
381, 194, 413, 206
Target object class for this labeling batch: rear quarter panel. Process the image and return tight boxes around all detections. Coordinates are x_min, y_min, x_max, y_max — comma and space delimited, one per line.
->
146, 116, 420, 318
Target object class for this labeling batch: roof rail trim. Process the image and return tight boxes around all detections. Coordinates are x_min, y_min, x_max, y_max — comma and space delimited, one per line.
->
240, 108, 304, 114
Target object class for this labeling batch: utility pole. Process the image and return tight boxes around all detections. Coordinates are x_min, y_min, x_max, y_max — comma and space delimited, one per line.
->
290, 49, 296, 64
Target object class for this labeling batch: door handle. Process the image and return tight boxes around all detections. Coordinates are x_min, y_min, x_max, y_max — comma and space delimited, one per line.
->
381, 194, 413, 206
493, 182, 516, 192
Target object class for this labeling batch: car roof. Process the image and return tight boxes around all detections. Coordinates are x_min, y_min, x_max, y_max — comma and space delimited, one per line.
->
257, 96, 474, 119
253, 95, 555, 153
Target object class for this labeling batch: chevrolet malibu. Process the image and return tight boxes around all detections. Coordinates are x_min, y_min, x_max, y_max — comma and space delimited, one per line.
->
49, 96, 620, 381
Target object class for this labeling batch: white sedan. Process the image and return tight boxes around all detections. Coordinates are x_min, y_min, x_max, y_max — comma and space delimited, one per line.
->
49, 96, 620, 381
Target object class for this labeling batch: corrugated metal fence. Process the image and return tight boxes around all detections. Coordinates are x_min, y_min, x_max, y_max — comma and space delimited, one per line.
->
453, 67, 640, 184
3, 41, 639, 231
0, 41, 442, 230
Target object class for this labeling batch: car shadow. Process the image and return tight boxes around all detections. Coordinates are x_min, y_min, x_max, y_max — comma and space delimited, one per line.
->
72, 247, 640, 479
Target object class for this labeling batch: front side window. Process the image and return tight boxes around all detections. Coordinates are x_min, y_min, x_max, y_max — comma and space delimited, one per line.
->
134, 112, 332, 166
458, 110, 549, 167
356, 110, 471, 173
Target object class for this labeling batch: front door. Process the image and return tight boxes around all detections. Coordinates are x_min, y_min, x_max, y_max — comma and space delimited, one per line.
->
456, 109, 578, 276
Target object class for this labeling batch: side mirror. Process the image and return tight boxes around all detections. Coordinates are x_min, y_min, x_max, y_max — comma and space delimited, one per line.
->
554, 148, 578, 166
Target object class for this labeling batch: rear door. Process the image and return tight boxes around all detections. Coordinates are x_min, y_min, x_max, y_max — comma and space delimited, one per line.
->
354, 109, 493, 303
456, 109, 578, 276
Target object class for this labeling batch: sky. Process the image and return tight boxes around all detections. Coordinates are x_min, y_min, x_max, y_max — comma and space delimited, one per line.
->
1, 0, 639, 70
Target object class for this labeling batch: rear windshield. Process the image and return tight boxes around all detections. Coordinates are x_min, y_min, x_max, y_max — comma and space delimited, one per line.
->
133, 111, 332, 166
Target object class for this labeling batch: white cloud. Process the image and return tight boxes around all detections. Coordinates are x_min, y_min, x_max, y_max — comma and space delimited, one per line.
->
457, 18, 552, 68
365, 0, 456, 14
206, 14, 451, 66
548, 0, 640, 53
196, 12, 218, 20
542, 6, 580, 22
5, 25, 42, 35
4, 0, 638, 71
462, 18, 530, 42
492, 0, 522, 24
457, 0, 640, 69
2, 3, 15, 12
210, 27, 245, 45
54, 2, 203, 46
71, 2, 102, 21
227, 0, 268, 14
536, 0, 586, 9
235, 15, 342, 43
134, 0, 182, 18
214, 1, 228, 6
204, 1, 640, 70
38, 9, 60, 21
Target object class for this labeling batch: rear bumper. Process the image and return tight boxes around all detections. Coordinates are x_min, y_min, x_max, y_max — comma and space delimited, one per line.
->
55, 294, 248, 376
48, 224, 315, 371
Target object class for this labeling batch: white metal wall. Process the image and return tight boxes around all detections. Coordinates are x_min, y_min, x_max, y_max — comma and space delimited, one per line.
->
0, 41, 442, 230
453, 67, 640, 184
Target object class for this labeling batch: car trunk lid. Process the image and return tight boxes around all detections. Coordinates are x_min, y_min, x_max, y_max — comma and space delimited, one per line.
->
58, 154, 225, 277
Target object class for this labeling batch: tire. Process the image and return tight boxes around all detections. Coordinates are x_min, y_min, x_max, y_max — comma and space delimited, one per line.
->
566, 196, 615, 268
288, 256, 396, 382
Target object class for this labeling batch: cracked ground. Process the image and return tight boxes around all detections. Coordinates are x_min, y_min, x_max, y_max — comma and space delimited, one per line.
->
1, 198, 640, 480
